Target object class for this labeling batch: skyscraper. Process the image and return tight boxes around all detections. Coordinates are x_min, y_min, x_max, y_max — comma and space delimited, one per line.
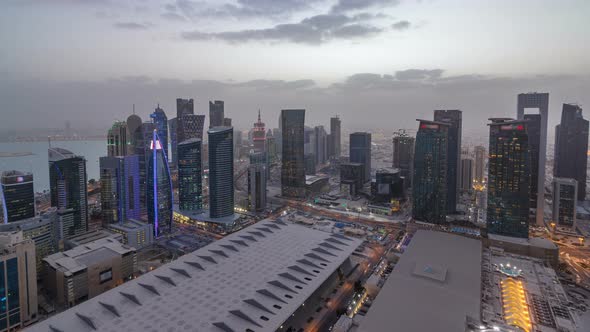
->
552, 178, 577, 229
168, 117, 178, 166
434, 109, 462, 213
412, 120, 449, 224
281, 109, 306, 198
208, 127, 234, 218
314, 125, 328, 165
178, 138, 202, 212
146, 130, 173, 237
48, 147, 88, 238
486, 119, 530, 239
330, 116, 341, 160
460, 158, 474, 193
176, 98, 194, 119
516, 92, 548, 226
349, 132, 372, 183
252, 110, 266, 153
392, 130, 415, 187
554, 103, 588, 200
107, 121, 128, 157
151, 105, 168, 158
126, 113, 142, 156
266, 130, 277, 162
99, 155, 140, 225
1, 171, 35, 223
139, 122, 155, 215
474, 145, 486, 183
209, 100, 224, 128
248, 152, 267, 212
178, 114, 205, 142
223, 118, 232, 127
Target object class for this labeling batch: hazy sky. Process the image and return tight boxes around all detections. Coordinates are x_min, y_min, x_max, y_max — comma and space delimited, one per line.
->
1, 0, 589, 134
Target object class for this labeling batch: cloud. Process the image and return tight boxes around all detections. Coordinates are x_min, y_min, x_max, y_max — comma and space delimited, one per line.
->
394, 69, 444, 80
113, 22, 153, 30
331, 69, 445, 89
161, 12, 186, 21
168, 0, 323, 20
392, 20, 410, 30
331, 0, 400, 13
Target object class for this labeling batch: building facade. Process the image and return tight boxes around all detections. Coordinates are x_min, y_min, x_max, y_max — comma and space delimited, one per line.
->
329, 116, 341, 160
474, 145, 486, 183
349, 132, 372, 183
460, 158, 474, 193
340, 162, 364, 197
392, 130, 415, 188
252, 111, 266, 153
209, 100, 224, 128
208, 127, 234, 218
552, 178, 577, 229
314, 125, 328, 165
281, 109, 306, 198
146, 130, 173, 237
178, 138, 202, 212
150, 105, 168, 158
434, 109, 462, 213
248, 153, 267, 213
1, 171, 34, 223
107, 121, 128, 157
486, 119, 530, 239
106, 219, 154, 249
99, 155, 140, 225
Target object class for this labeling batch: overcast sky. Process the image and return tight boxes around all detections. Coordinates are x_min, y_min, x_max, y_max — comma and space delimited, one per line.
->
1, 0, 589, 134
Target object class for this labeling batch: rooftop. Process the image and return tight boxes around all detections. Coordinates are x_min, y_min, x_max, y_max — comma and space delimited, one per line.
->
359, 230, 482, 332
27, 221, 362, 332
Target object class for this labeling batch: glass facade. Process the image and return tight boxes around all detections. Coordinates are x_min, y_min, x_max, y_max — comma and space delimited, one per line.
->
178, 138, 202, 211
0, 258, 20, 331
209, 100, 224, 128
349, 132, 372, 183
412, 120, 449, 224
392, 131, 415, 188
281, 109, 306, 198
434, 109, 462, 213
553, 178, 577, 227
208, 127, 234, 218
151, 106, 168, 159
99, 155, 140, 225
486, 119, 530, 238
146, 131, 173, 237
107, 121, 128, 157
1, 171, 35, 223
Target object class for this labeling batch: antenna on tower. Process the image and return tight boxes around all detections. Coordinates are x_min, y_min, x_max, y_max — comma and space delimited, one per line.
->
258, 109, 261, 122
132, 104, 136, 115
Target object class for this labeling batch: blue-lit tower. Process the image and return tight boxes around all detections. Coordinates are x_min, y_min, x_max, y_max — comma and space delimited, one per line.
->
151, 105, 169, 159
146, 129, 173, 237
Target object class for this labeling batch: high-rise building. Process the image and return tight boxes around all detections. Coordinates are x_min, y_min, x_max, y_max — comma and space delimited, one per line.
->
329, 116, 341, 160
474, 145, 486, 183
208, 127, 234, 218
1, 171, 35, 223
252, 110, 266, 153
412, 120, 449, 224
209, 100, 224, 128
248, 152, 267, 213
349, 132, 372, 183
168, 117, 178, 165
273, 128, 282, 156
99, 155, 140, 225
107, 121, 128, 157
126, 113, 142, 156
552, 178, 577, 229
266, 130, 277, 162
314, 125, 328, 165
460, 158, 474, 193
371, 168, 404, 204
392, 130, 415, 187
178, 114, 205, 142
150, 105, 168, 158
178, 138, 202, 212
48, 147, 88, 238
516, 92, 549, 226
223, 118, 232, 127
304, 126, 315, 156
281, 109, 306, 198
138, 122, 155, 215
434, 109, 462, 213
146, 130, 173, 237
0, 231, 38, 329
340, 162, 364, 197
487, 118, 530, 239
554, 103, 588, 200
176, 98, 194, 118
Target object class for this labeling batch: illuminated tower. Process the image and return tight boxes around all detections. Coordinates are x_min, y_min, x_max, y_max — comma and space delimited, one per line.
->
252, 110, 266, 153
146, 130, 173, 237
150, 105, 168, 158
0, 171, 35, 223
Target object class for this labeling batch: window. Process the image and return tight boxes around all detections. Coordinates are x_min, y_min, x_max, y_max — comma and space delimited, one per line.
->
273, 304, 282, 309
285, 294, 293, 299
260, 316, 269, 321
99, 268, 113, 284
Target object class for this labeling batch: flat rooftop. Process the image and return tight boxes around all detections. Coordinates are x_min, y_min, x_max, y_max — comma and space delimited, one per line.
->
359, 230, 482, 332
27, 221, 362, 332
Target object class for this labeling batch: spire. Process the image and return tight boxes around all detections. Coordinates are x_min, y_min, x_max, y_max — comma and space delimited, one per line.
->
258, 109, 261, 122
133, 104, 135, 115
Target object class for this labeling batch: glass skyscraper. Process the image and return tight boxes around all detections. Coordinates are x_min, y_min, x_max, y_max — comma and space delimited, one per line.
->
107, 121, 128, 157
178, 138, 202, 212
392, 130, 415, 188
433, 109, 462, 213
151, 105, 168, 158
349, 132, 372, 183
99, 155, 140, 225
1, 171, 35, 223
486, 119, 530, 239
146, 130, 173, 237
208, 127, 234, 218
248, 152, 267, 212
281, 109, 306, 198
48, 147, 88, 238
329, 116, 341, 160
209, 100, 224, 128
412, 120, 449, 224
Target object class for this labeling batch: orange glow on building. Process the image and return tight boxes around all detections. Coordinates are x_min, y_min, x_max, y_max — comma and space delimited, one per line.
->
501, 278, 531, 332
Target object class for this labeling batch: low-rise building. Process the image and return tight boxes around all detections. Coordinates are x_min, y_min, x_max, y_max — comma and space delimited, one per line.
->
106, 219, 154, 249
306, 175, 330, 196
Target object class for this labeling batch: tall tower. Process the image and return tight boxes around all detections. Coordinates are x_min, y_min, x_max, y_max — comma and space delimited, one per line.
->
126, 113, 142, 156
392, 130, 415, 188
178, 138, 202, 212
433, 109, 462, 213
209, 100, 225, 128
0, 171, 35, 223
486, 118, 530, 238
554, 103, 588, 200
48, 147, 88, 238
248, 152, 267, 212
474, 145, 486, 183
314, 126, 328, 165
516, 92, 548, 226
151, 105, 168, 158
281, 109, 306, 198
146, 130, 173, 237
99, 155, 140, 225
107, 121, 128, 157
252, 110, 266, 153
330, 116, 341, 159
552, 178, 577, 229
208, 127, 234, 218
412, 120, 449, 224
349, 132, 372, 183
176, 98, 194, 119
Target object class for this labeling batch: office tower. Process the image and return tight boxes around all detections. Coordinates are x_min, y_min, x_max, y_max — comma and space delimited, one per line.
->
138, 122, 155, 215
304, 126, 315, 156
371, 168, 404, 203
248, 152, 267, 212
107, 121, 128, 157
487, 119, 530, 238
0, 232, 38, 329
208, 127, 234, 218
176, 98, 194, 118
330, 116, 341, 159
151, 105, 168, 158
178, 138, 202, 212
99, 155, 140, 225
304, 153, 316, 175
1, 171, 34, 223
168, 117, 178, 165
340, 163, 364, 197
314, 125, 328, 165
434, 109, 462, 213
281, 109, 306, 198
126, 113, 142, 156
474, 145, 486, 183
266, 131, 277, 162
554, 103, 588, 200
350, 132, 372, 183
552, 178, 577, 229
146, 129, 173, 237
460, 158, 474, 192
516, 92, 548, 226
178, 114, 205, 142
234, 130, 243, 159
392, 130, 415, 187
223, 118, 232, 127
412, 120, 449, 224
273, 128, 282, 156
209, 100, 224, 128
48, 147, 88, 238
253, 110, 266, 153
